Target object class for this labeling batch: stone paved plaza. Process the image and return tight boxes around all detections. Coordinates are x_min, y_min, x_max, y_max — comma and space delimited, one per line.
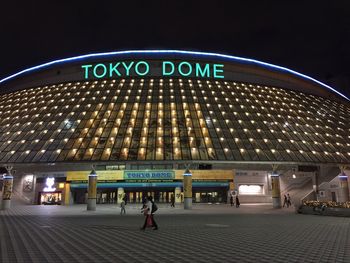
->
0, 203, 349, 262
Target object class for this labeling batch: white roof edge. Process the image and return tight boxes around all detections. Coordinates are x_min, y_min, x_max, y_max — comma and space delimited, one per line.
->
0, 49, 348, 101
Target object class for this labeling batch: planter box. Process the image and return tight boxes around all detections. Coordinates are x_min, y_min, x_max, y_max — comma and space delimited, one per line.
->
298, 205, 350, 217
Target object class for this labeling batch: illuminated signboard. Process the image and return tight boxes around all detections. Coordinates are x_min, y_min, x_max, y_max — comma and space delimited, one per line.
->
124, 170, 175, 180
81, 61, 224, 79
43, 177, 56, 192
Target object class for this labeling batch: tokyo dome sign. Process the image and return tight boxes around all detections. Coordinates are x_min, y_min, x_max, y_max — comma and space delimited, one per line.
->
81, 61, 224, 79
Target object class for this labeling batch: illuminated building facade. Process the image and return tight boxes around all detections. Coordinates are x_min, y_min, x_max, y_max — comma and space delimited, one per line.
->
0, 50, 349, 205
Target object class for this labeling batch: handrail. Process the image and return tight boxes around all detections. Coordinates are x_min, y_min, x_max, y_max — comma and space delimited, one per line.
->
281, 177, 311, 194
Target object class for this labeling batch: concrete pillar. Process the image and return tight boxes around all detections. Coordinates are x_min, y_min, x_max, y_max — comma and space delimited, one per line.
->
228, 181, 235, 204
1, 174, 14, 210
117, 187, 124, 204
271, 173, 281, 208
183, 168, 192, 209
175, 187, 181, 204
87, 169, 97, 211
313, 167, 320, 200
64, 183, 71, 205
338, 172, 349, 202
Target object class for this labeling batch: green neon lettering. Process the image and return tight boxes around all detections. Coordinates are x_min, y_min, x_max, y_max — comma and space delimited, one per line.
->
178, 62, 192, 76
109, 63, 121, 77
82, 64, 92, 79
135, 61, 149, 76
213, 64, 224, 78
122, 61, 135, 76
162, 61, 175, 76
195, 63, 210, 77
93, 64, 107, 78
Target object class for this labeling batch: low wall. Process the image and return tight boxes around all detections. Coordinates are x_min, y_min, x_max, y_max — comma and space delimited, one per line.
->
239, 195, 272, 203
298, 206, 350, 217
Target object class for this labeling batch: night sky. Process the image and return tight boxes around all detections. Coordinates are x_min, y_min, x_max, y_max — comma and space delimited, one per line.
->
1, 1, 350, 98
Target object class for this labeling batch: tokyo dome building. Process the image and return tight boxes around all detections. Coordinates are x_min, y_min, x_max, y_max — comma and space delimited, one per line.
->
0, 50, 349, 206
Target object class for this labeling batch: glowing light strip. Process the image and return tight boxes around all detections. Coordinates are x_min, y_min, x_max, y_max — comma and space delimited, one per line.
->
0, 50, 348, 101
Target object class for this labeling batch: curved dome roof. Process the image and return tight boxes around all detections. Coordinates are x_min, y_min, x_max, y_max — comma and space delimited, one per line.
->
0, 79, 349, 165
0, 50, 349, 166
0, 50, 349, 103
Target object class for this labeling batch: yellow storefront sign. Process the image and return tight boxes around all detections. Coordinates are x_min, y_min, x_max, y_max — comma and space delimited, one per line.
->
67, 170, 123, 181
175, 170, 234, 180
67, 169, 234, 182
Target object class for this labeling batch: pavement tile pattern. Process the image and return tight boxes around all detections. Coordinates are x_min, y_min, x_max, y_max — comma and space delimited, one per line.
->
1, 204, 349, 262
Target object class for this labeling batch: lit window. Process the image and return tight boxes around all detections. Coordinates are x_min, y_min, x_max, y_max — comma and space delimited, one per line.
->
239, 185, 263, 195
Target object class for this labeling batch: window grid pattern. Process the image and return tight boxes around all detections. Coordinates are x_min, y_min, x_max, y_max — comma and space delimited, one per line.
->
0, 79, 349, 163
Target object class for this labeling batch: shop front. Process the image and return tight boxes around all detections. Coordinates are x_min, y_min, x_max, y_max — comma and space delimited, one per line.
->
39, 191, 62, 205
67, 169, 234, 204
35, 175, 67, 205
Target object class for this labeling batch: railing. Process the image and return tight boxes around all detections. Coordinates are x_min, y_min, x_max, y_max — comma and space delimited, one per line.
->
280, 176, 312, 195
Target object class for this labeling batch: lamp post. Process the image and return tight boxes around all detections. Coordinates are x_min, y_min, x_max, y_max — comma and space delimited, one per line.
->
183, 167, 192, 209
87, 167, 97, 211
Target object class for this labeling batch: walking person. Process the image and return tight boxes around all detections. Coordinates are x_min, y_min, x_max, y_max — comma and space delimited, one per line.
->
122, 194, 127, 205
230, 195, 234, 207
149, 196, 158, 230
170, 194, 175, 208
120, 199, 126, 215
140, 196, 152, 230
287, 193, 292, 207
283, 194, 288, 208
140, 196, 158, 230
235, 195, 240, 208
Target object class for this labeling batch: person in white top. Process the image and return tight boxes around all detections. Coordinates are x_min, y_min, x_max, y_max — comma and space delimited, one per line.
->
140, 196, 158, 230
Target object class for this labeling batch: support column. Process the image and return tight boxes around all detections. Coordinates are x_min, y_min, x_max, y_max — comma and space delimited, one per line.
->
175, 187, 181, 204
312, 166, 320, 200
183, 168, 192, 209
228, 181, 235, 204
338, 167, 349, 202
271, 172, 281, 209
87, 168, 97, 211
64, 183, 71, 205
1, 172, 14, 210
117, 188, 124, 204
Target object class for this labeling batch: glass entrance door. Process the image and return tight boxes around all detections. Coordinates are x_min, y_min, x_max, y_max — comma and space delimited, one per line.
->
125, 189, 174, 203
